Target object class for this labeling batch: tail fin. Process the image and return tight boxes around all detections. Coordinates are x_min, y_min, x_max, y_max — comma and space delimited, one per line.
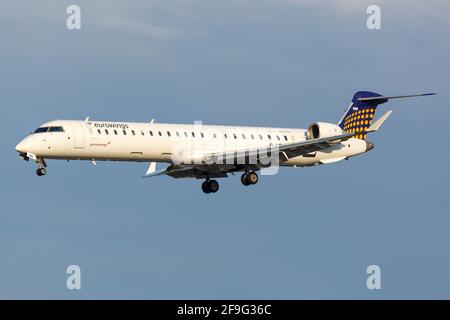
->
337, 91, 435, 140
337, 91, 385, 140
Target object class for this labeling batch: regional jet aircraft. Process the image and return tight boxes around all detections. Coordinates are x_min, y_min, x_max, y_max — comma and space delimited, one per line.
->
15, 91, 434, 193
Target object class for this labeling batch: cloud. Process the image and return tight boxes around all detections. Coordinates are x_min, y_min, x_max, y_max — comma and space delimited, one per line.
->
96, 15, 184, 39
282, 0, 369, 10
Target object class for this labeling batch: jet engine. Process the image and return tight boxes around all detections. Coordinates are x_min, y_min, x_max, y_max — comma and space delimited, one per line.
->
307, 122, 344, 143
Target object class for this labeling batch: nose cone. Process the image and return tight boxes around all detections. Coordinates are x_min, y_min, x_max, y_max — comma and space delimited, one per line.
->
15, 141, 26, 153
365, 141, 374, 152
15, 136, 33, 154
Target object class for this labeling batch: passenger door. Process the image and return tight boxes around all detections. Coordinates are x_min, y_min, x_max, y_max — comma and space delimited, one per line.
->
69, 122, 87, 149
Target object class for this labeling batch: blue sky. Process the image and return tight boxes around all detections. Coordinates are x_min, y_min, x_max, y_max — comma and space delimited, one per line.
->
1, 0, 449, 299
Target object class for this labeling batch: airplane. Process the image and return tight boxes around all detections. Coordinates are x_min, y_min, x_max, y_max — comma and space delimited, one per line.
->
15, 91, 434, 194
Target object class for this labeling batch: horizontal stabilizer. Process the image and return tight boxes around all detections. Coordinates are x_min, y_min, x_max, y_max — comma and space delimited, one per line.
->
358, 93, 436, 102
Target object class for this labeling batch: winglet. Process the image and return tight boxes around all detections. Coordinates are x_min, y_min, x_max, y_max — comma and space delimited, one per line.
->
142, 166, 169, 178
146, 162, 157, 175
367, 110, 392, 132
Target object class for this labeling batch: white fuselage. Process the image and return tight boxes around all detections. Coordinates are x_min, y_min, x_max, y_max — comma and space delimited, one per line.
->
15, 120, 369, 167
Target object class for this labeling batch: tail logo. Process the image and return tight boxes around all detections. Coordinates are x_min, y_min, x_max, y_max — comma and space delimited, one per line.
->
338, 91, 386, 140
343, 108, 375, 140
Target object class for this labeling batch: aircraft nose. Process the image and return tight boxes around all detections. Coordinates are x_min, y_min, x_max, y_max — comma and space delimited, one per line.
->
365, 141, 374, 152
15, 137, 32, 154
15, 141, 26, 153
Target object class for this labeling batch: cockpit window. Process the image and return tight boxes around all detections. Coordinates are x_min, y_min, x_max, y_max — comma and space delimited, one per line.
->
33, 127, 49, 133
33, 126, 64, 134
49, 126, 64, 132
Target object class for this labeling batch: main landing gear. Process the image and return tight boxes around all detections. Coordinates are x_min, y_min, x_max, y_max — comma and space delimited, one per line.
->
201, 171, 258, 193
241, 171, 258, 186
202, 179, 219, 194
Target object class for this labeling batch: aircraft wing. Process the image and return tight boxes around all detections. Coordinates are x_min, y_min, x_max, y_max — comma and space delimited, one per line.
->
143, 132, 355, 179
203, 132, 355, 164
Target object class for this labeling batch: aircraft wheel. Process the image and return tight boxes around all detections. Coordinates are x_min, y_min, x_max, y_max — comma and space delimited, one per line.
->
247, 172, 258, 185
209, 180, 219, 193
241, 173, 250, 186
36, 168, 46, 176
202, 181, 211, 194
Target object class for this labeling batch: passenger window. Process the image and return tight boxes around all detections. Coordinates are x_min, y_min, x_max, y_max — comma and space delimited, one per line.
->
97, 129, 101, 135
149, 131, 153, 136
132, 130, 136, 135
176, 132, 180, 137
105, 129, 109, 135
267, 134, 271, 140
233, 133, 237, 139
114, 130, 118, 135
141, 131, 145, 136
224, 133, 228, 139
250, 134, 254, 140
284, 135, 288, 141
158, 131, 162, 136
191, 132, 195, 137
276, 135, 280, 141
184, 132, 188, 137
123, 130, 127, 135
242, 134, 246, 139
200, 132, 204, 138
213, 133, 217, 139
167, 131, 171, 137
259, 134, 263, 140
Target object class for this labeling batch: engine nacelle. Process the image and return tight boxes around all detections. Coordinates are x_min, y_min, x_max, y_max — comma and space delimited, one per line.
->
307, 122, 344, 142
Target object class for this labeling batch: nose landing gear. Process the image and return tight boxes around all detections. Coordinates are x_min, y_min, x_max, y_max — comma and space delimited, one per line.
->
241, 171, 258, 186
201, 179, 219, 194
36, 159, 47, 176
